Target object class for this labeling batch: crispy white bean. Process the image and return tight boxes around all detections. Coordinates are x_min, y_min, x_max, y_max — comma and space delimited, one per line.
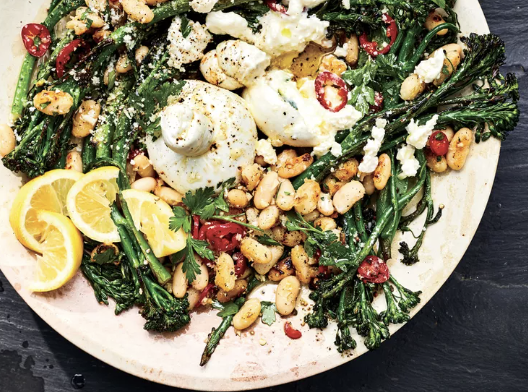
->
302, 210, 320, 222
433, 44, 463, 86
187, 287, 201, 310
34, 90, 74, 116
268, 256, 295, 281
400, 73, 426, 101
275, 149, 297, 170
232, 298, 261, 330
65, 151, 83, 173
275, 179, 296, 211
215, 252, 236, 292
258, 205, 280, 230
278, 153, 313, 179
241, 163, 263, 191
373, 153, 391, 190
240, 238, 272, 264
217, 279, 248, 303
314, 217, 337, 232
253, 245, 284, 275
446, 127, 472, 170
227, 189, 249, 208
172, 263, 188, 299
131, 177, 157, 192
426, 149, 448, 173
254, 171, 280, 209
291, 245, 316, 284
334, 158, 358, 182
323, 175, 345, 196
73, 100, 101, 138
294, 180, 321, 215
345, 34, 359, 66
93, 29, 111, 43
116, 54, 133, 74
66, 7, 105, 35
317, 192, 335, 216
275, 276, 301, 316
245, 208, 260, 227
282, 230, 305, 247
131, 154, 155, 178
145, 0, 170, 4
362, 174, 375, 195
333, 181, 365, 214
154, 186, 183, 206
135, 45, 149, 64
192, 258, 209, 291
0, 124, 16, 157
319, 54, 347, 76
121, 0, 154, 24
425, 11, 448, 35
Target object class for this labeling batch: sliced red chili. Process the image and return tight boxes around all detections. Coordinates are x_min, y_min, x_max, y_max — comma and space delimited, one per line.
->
192, 215, 201, 240
197, 283, 215, 307
265, 0, 288, 14
428, 131, 449, 156
56, 39, 90, 79
357, 255, 390, 284
369, 91, 384, 113
199, 221, 246, 253
359, 13, 398, 57
232, 252, 248, 277
315, 71, 348, 113
284, 322, 302, 339
21, 23, 51, 58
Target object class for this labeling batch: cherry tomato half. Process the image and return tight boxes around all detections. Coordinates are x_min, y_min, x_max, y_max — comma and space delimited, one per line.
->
199, 221, 246, 253
357, 255, 390, 284
21, 23, 51, 58
284, 322, 302, 339
265, 0, 288, 14
315, 71, 349, 112
359, 14, 398, 57
56, 39, 89, 79
428, 130, 449, 156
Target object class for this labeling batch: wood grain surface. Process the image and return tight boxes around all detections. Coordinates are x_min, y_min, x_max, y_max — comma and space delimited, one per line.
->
1, 1, 527, 391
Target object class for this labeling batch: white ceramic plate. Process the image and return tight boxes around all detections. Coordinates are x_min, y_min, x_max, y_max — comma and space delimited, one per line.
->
0, 1, 497, 390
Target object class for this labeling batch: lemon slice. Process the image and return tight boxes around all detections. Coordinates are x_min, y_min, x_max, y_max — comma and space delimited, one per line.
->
28, 210, 83, 292
9, 169, 83, 253
66, 166, 121, 243
122, 189, 187, 257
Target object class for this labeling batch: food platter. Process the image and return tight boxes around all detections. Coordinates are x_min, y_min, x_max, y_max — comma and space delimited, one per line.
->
0, 0, 498, 390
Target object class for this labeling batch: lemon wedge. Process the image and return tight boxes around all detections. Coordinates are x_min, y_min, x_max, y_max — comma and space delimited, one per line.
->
66, 166, 121, 243
122, 189, 187, 257
9, 169, 83, 253
27, 210, 83, 292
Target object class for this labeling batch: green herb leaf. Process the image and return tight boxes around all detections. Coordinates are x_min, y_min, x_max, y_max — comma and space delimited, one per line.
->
90, 245, 121, 265
169, 206, 191, 233
260, 301, 277, 326
189, 237, 214, 261
431, 0, 446, 8
217, 301, 241, 318
256, 235, 281, 246
180, 14, 192, 38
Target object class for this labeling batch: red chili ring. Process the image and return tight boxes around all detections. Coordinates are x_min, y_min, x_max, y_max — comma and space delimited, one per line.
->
359, 13, 398, 57
315, 71, 349, 113
21, 23, 52, 58
284, 322, 302, 339
56, 39, 90, 79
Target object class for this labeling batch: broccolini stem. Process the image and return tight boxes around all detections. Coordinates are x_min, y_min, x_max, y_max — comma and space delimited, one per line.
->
82, 136, 96, 173
34, 31, 76, 87
200, 316, 234, 366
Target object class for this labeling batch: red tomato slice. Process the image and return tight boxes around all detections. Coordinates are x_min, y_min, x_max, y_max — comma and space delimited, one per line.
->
315, 71, 349, 112
357, 255, 390, 284
284, 322, 302, 339
21, 23, 51, 58
428, 130, 449, 156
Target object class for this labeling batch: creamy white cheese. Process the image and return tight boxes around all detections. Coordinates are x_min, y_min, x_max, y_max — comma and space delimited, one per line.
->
342, 0, 351, 9
190, 0, 218, 13
414, 49, 446, 83
242, 70, 362, 156
167, 17, 212, 71
358, 119, 387, 174
206, 10, 329, 57
285, 0, 327, 15
396, 144, 420, 179
216, 40, 271, 86
334, 43, 349, 58
256, 139, 278, 164
406, 114, 439, 150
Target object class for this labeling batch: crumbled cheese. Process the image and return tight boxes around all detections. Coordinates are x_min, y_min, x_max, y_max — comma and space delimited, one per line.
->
358, 119, 387, 173
256, 139, 278, 165
334, 43, 348, 58
190, 0, 219, 13
406, 114, 439, 150
396, 144, 420, 179
285, 0, 327, 15
342, 0, 351, 9
330, 142, 342, 157
206, 12, 254, 42
167, 17, 212, 71
414, 49, 446, 83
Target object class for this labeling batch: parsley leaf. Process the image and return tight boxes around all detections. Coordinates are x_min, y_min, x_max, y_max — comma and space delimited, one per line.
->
432, 0, 446, 8
260, 301, 277, 326
173, 237, 214, 282
169, 206, 191, 233
180, 14, 192, 38
190, 237, 214, 262
182, 178, 235, 219
256, 235, 281, 247
217, 301, 240, 318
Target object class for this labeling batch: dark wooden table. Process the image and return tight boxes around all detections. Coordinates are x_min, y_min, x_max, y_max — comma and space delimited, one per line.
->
1, 1, 527, 391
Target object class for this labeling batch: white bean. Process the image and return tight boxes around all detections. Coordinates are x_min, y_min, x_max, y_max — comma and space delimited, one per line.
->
426, 149, 448, 173
132, 154, 155, 178
291, 245, 316, 284
294, 180, 321, 215
241, 163, 263, 191
131, 177, 157, 192
319, 54, 347, 76
253, 245, 283, 275
258, 206, 280, 230
275, 276, 301, 316
172, 263, 188, 299
433, 44, 463, 86
232, 298, 261, 330
362, 174, 375, 195
425, 11, 448, 35
334, 158, 358, 182
34, 90, 74, 116
332, 181, 365, 214
135, 45, 149, 65
317, 192, 335, 216
373, 153, 391, 190
192, 258, 209, 291
400, 74, 426, 101
65, 151, 83, 173
275, 179, 295, 211
282, 231, 305, 247
227, 189, 249, 208
217, 279, 248, 303
345, 34, 359, 66
254, 171, 280, 209
0, 124, 16, 157
73, 100, 101, 138
215, 252, 236, 292
323, 175, 345, 196
314, 217, 337, 231
187, 288, 201, 310
240, 238, 272, 264
446, 127, 472, 170
121, 0, 154, 24
278, 153, 313, 179
116, 54, 132, 74
155, 186, 183, 206
268, 256, 295, 281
